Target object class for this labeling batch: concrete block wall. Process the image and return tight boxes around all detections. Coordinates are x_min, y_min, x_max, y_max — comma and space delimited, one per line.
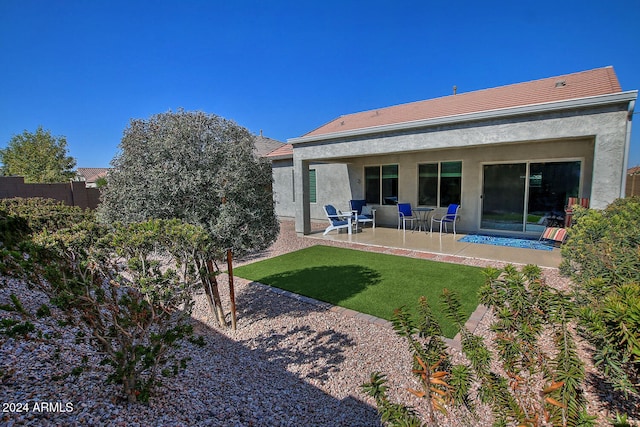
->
0, 176, 100, 209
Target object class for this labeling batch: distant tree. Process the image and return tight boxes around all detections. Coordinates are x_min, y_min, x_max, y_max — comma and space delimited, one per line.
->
98, 109, 279, 326
94, 176, 108, 188
0, 126, 76, 183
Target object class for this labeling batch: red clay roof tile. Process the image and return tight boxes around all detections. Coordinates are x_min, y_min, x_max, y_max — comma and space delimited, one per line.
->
76, 167, 109, 182
265, 143, 293, 158
304, 67, 623, 138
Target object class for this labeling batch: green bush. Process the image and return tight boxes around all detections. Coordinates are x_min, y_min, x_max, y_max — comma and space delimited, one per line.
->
0, 208, 30, 248
1, 198, 207, 403
560, 197, 640, 285
560, 197, 640, 397
0, 198, 94, 235
33, 218, 208, 403
362, 265, 595, 426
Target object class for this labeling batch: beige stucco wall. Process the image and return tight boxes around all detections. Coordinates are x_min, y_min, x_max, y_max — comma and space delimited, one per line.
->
341, 138, 594, 231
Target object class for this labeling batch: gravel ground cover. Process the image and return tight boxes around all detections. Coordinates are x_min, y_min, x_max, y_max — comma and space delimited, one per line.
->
0, 220, 635, 426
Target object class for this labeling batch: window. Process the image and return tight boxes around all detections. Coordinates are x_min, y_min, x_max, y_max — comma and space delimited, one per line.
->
365, 164, 398, 205
418, 164, 438, 206
418, 161, 461, 206
309, 169, 317, 203
365, 166, 380, 204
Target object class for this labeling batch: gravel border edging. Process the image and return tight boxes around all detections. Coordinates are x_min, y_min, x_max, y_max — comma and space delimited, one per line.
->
243, 279, 490, 351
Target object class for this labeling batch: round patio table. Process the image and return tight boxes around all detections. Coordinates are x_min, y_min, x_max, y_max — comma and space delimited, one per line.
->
414, 207, 434, 232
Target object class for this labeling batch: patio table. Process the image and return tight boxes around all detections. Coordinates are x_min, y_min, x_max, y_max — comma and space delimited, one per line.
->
414, 207, 434, 232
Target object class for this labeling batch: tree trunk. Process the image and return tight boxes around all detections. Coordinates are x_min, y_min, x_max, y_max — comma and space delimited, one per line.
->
205, 258, 227, 327
196, 257, 226, 327
226, 249, 237, 330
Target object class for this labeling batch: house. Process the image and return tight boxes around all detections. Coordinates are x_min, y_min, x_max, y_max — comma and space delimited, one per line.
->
270, 66, 637, 237
76, 167, 109, 188
253, 130, 285, 157
266, 143, 296, 217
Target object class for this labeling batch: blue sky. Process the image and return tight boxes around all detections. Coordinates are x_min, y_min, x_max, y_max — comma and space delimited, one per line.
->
1, 0, 639, 168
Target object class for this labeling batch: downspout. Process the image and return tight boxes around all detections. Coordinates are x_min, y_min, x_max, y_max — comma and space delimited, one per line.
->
621, 99, 635, 197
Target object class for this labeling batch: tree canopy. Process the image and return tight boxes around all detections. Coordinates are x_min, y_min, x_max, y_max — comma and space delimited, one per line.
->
0, 126, 76, 183
98, 109, 279, 257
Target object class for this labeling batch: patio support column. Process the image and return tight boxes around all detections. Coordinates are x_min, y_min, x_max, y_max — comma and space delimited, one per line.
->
620, 100, 635, 198
591, 132, 626, 210
294, 158, 311, 235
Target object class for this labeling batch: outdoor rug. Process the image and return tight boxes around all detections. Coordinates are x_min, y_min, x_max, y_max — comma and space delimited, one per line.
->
458, 234, 554, 251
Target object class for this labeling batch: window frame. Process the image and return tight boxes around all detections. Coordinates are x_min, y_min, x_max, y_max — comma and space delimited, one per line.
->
417, 161, 462, 207
308, 168, 317, 204
365, 164, 399, 205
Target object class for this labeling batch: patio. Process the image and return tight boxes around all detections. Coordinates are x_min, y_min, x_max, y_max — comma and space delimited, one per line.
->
306, 224, 562, 268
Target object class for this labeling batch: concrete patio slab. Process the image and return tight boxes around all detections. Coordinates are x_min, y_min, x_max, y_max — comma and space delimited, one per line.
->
307, 225, 562, 268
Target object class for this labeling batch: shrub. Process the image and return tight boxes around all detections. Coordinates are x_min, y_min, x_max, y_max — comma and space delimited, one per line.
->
560, 197, 640, 397
0, 198, 94, 235
0, 207, 30, 248
363, 265, 595, 426
560, 197, 640, 285
362, 296, 473, 425
33, 218, 208, 402
1, 198, 208, 403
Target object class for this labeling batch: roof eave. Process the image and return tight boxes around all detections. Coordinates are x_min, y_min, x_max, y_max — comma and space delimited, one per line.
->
288, 91, 638, 145
266, 154, 293, 160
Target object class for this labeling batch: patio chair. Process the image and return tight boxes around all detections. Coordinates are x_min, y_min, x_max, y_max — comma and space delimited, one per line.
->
539, 226, 568, 245
564, 197, 589, 227
323, 204, 353, 236
430, 204, 460, 236
397, 203, 418, 232
350, 199, 376, 229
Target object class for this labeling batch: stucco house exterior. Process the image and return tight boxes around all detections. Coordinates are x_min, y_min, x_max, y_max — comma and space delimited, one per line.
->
268, 66, 636, 237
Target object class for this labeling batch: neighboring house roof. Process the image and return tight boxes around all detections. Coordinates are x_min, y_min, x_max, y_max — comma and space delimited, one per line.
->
265, 143, 293, 160
301, 66, 625, 139
628, 166, 640, 175
254, 132, 285, 157
76, 167, 109, 183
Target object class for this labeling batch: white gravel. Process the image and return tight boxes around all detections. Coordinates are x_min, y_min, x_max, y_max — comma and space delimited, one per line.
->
0, 220, 632, 426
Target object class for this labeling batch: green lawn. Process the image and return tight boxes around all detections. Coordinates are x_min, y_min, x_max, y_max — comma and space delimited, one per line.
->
234, 246, 485, 338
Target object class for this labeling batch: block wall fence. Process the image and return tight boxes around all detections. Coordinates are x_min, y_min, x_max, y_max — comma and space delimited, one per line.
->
0, 176, 100, 209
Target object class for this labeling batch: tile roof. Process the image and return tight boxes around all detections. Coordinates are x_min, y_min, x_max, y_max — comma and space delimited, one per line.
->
76, 167, 109, 182
304, 66, 623, 138
254, 134, 285, 157
265, 143, 293, 159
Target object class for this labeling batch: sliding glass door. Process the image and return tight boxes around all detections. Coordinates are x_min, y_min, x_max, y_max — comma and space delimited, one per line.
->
525, 161, 581, 232
481, 164, 527, 231
482, 161, 581, 233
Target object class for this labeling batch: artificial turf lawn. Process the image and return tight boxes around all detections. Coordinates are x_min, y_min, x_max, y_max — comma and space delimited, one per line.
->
233, 245, 485, 338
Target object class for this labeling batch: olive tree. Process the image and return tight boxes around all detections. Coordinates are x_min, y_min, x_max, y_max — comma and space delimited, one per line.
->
98, 110, 279, 326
